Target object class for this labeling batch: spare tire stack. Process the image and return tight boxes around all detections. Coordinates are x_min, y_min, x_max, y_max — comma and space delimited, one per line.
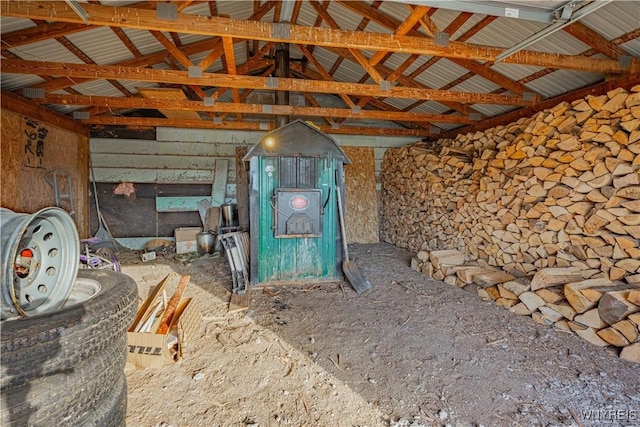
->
0, 208, 137, 426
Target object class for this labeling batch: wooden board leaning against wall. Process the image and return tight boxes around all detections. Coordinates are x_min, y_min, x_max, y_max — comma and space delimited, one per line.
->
343, 146, 379, 244
1, 107, 89, 236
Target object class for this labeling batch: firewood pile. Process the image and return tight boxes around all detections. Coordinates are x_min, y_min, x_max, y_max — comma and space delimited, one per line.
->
381, 86, 640, 363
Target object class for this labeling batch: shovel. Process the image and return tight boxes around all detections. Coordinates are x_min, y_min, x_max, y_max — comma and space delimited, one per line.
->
336, 186, 371, 294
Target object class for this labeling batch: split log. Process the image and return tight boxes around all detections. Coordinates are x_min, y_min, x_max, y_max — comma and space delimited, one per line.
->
628, 289, 640, 306
597, 327, 631, 347
620, 342, 640, 363
509, 302, 532, 316
456, 266, 496, 285
496, 297, 518, 308
546, 302, 577, 321
568, 322, 610, 347
563, 278, 619, 313
472, 269, 516, 288
531, 267, 583, 290
501, 279, 531, 296
429, 249, 464, 269
628, 312, 640, 326
519, 291, 546, 312
535, 287, 565, 304
539, 306, 565, 323
574, 308, 608, 329
598, 289, 640, 325
611, 319, 639, 343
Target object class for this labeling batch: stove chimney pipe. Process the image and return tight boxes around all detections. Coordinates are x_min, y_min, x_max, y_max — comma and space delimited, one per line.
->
274, 43, 290, 128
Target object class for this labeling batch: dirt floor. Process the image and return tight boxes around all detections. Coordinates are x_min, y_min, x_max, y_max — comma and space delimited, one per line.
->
120, 242, 639, 427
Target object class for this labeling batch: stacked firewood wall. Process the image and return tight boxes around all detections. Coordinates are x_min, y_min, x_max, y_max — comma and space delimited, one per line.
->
381, 86, 640, 363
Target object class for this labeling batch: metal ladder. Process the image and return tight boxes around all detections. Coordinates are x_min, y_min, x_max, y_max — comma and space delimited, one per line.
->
45, 170, 75, 219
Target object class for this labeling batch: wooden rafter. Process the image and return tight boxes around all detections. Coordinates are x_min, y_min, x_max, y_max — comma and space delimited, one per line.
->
290, 64, 433, 131
2, 2, 634, 74
562, 21, 630, 60
222, 36, 242, 121
218, 65, 276, 121
343, 0, 538, 99
29, 93, 475, 125
148, 30, 207, 101
1, 59, 533, 106
368, 5, 431, 66
86, 116, 432, 137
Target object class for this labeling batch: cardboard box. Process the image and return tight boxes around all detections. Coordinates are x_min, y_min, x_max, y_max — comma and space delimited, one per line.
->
174, 226, 202, 254
127, 275, 202, 368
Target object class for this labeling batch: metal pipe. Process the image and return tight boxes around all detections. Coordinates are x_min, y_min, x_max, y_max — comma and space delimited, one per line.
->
275, 43, 290, 128
496, 0, 612, 62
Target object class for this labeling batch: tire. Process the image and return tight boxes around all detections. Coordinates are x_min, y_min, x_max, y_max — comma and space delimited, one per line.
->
0, 269, 137, 426
77, 372, 127, 427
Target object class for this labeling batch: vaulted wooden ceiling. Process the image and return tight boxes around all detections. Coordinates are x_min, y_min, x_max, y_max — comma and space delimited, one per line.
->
2, 1, 639, 139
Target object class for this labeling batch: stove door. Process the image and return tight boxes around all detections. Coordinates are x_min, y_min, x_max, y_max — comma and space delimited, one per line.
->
274, 188, 323, 238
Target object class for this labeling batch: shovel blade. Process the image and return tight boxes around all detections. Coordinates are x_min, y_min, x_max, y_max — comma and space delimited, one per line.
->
343, 259, 371, 294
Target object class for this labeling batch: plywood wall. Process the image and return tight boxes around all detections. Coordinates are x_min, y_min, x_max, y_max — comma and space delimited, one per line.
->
342, 146, 379, 244
1, 108, 89, 235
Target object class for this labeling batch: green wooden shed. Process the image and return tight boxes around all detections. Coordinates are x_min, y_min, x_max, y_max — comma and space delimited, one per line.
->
244, 120, 351, 286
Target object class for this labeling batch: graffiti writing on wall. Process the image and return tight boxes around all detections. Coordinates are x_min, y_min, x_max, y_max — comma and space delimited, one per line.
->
23, 117, 48, 168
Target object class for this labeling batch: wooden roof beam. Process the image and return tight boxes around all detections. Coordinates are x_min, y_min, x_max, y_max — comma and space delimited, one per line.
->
297, 43, 357, 109
2, 1, 634, 74
218, 65, 275, 122
222, 36, 242, 121
300, 92, 337, 127
87, 116, 433, 137
289, 64, 434, 131
368, 5, 431, 66
347, 0, 535, 97
355, 11, 475, 117
3, 59, 533, 106
31, 93, 476, 125
562, 21, 630, 60
1, 89, 88, 135
149, 30, 208, 101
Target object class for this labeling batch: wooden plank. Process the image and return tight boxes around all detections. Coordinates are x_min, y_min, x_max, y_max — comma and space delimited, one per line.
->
211, 159, 229, 207
156, 196, 212, 212
343, 146, 379, 244
91, 139, 242, 155
235, 146, 250, 230
91, 153, 237, 169
229, 291, 250, 314
91, 168, 236, 184
129, 273, 175, 333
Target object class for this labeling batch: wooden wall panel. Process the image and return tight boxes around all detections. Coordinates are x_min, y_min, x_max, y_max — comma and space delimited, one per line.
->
342, 146, 379, 244
89, 183, 206, 237
1, 108, 89, 236
90, 137, 238, 237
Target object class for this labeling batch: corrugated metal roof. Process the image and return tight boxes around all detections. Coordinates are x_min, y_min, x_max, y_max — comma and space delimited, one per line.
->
119, 28, 166, 56
413, 59, 471, 89
1, 0, 638, 137
7, 38, 84, 64
525, 69, 603, 98
580, 1, 640, 40
65, 27, 136, 64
